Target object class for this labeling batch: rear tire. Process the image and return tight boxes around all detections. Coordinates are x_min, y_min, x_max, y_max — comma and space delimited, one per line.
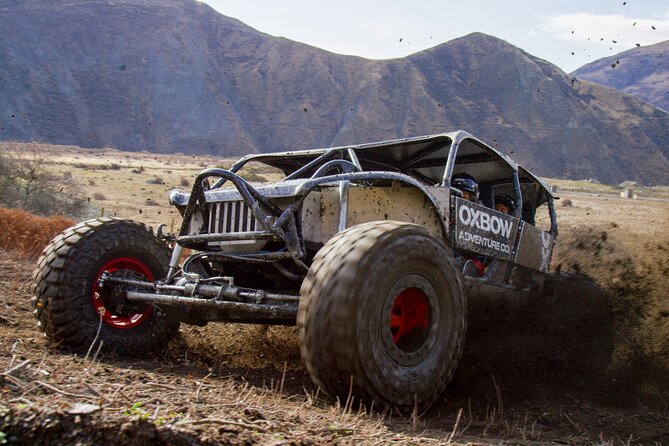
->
298, 221, 466, 411
32, 217, 179, 356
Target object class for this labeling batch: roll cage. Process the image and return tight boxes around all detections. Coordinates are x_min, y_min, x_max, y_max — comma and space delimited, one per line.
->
168, 130, 557, 278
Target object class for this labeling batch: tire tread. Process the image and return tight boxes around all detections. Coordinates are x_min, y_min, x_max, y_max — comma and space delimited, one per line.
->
32, 218, 179, 356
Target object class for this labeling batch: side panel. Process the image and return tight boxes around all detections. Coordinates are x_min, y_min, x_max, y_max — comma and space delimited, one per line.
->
301, 185, 443, 244
301, 191, 328, 243
425, 186, 450, 233
512, 222, 555, 273
452, 197, 519, 261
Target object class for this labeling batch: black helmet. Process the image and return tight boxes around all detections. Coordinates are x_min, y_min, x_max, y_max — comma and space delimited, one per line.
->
451, 173, 479, 200
494, 194, 516, 215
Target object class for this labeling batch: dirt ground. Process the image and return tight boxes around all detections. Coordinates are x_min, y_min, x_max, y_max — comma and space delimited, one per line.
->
1, 146, 668, 444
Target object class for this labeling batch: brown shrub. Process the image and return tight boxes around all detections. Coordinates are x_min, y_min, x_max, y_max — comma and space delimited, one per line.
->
0, 208, 74, 260
146, 177, 164, 185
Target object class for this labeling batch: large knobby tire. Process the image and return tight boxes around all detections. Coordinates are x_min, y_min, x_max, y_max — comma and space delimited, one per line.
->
298, 221, 466, 411
32, 217, 179, 356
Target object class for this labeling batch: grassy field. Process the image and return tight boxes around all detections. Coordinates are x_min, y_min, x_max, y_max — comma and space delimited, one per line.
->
1, 142, 289, 228
549, 177, 669, 200
2, 140, 667, 227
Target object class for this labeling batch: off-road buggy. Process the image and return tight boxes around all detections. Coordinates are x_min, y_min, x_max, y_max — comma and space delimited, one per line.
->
33, 130, 557, 411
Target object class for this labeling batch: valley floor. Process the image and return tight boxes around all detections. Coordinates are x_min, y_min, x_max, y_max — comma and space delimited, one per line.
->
0, 144, 668, 444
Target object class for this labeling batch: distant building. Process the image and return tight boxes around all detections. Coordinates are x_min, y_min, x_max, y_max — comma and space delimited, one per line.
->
620, 189, 634, 199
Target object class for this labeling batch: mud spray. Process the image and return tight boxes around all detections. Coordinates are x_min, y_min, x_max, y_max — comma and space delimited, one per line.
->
168, 225, 668, 412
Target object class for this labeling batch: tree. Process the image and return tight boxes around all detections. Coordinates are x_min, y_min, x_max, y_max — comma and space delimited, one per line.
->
0, 145, 92, 219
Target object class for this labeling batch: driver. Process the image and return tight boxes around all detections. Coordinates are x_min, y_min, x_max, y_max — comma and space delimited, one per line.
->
494, 194, 516, 215
451, 173, 484, 276
451, 173, 479, 203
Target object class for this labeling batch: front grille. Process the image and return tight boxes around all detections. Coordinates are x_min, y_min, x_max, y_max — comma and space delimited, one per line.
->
208, 201, 257, 234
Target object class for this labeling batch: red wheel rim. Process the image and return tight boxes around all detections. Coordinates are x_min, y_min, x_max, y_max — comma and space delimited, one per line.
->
92, 257, 154, 329
389, 287, 431, 353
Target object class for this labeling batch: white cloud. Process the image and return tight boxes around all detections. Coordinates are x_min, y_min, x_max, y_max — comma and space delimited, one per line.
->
536, 12, 669, 48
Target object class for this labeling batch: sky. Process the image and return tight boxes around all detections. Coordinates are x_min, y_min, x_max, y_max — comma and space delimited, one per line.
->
199, 0, 669, 73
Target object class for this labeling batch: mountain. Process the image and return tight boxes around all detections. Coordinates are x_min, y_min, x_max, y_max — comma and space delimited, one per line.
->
573, 40, 669, 112
1, 0, 668, 184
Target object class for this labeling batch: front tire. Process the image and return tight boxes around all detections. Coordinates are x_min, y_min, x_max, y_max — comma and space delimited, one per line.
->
32, 217, 179, 356
298, 221, 466, 411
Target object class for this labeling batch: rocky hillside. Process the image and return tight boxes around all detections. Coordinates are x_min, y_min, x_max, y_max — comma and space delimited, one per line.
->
573, 40, 669, 112
1, 0, 668, 184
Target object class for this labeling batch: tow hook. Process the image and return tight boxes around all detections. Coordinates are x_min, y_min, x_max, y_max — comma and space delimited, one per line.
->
157, 223, 176, 242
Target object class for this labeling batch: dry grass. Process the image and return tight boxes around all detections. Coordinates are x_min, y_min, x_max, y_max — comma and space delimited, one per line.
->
548, 177, 669, 199
0, 208, 73, 260
0, 142, 235, 228
0, 349, 397, 444
0, 142, 279, 228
